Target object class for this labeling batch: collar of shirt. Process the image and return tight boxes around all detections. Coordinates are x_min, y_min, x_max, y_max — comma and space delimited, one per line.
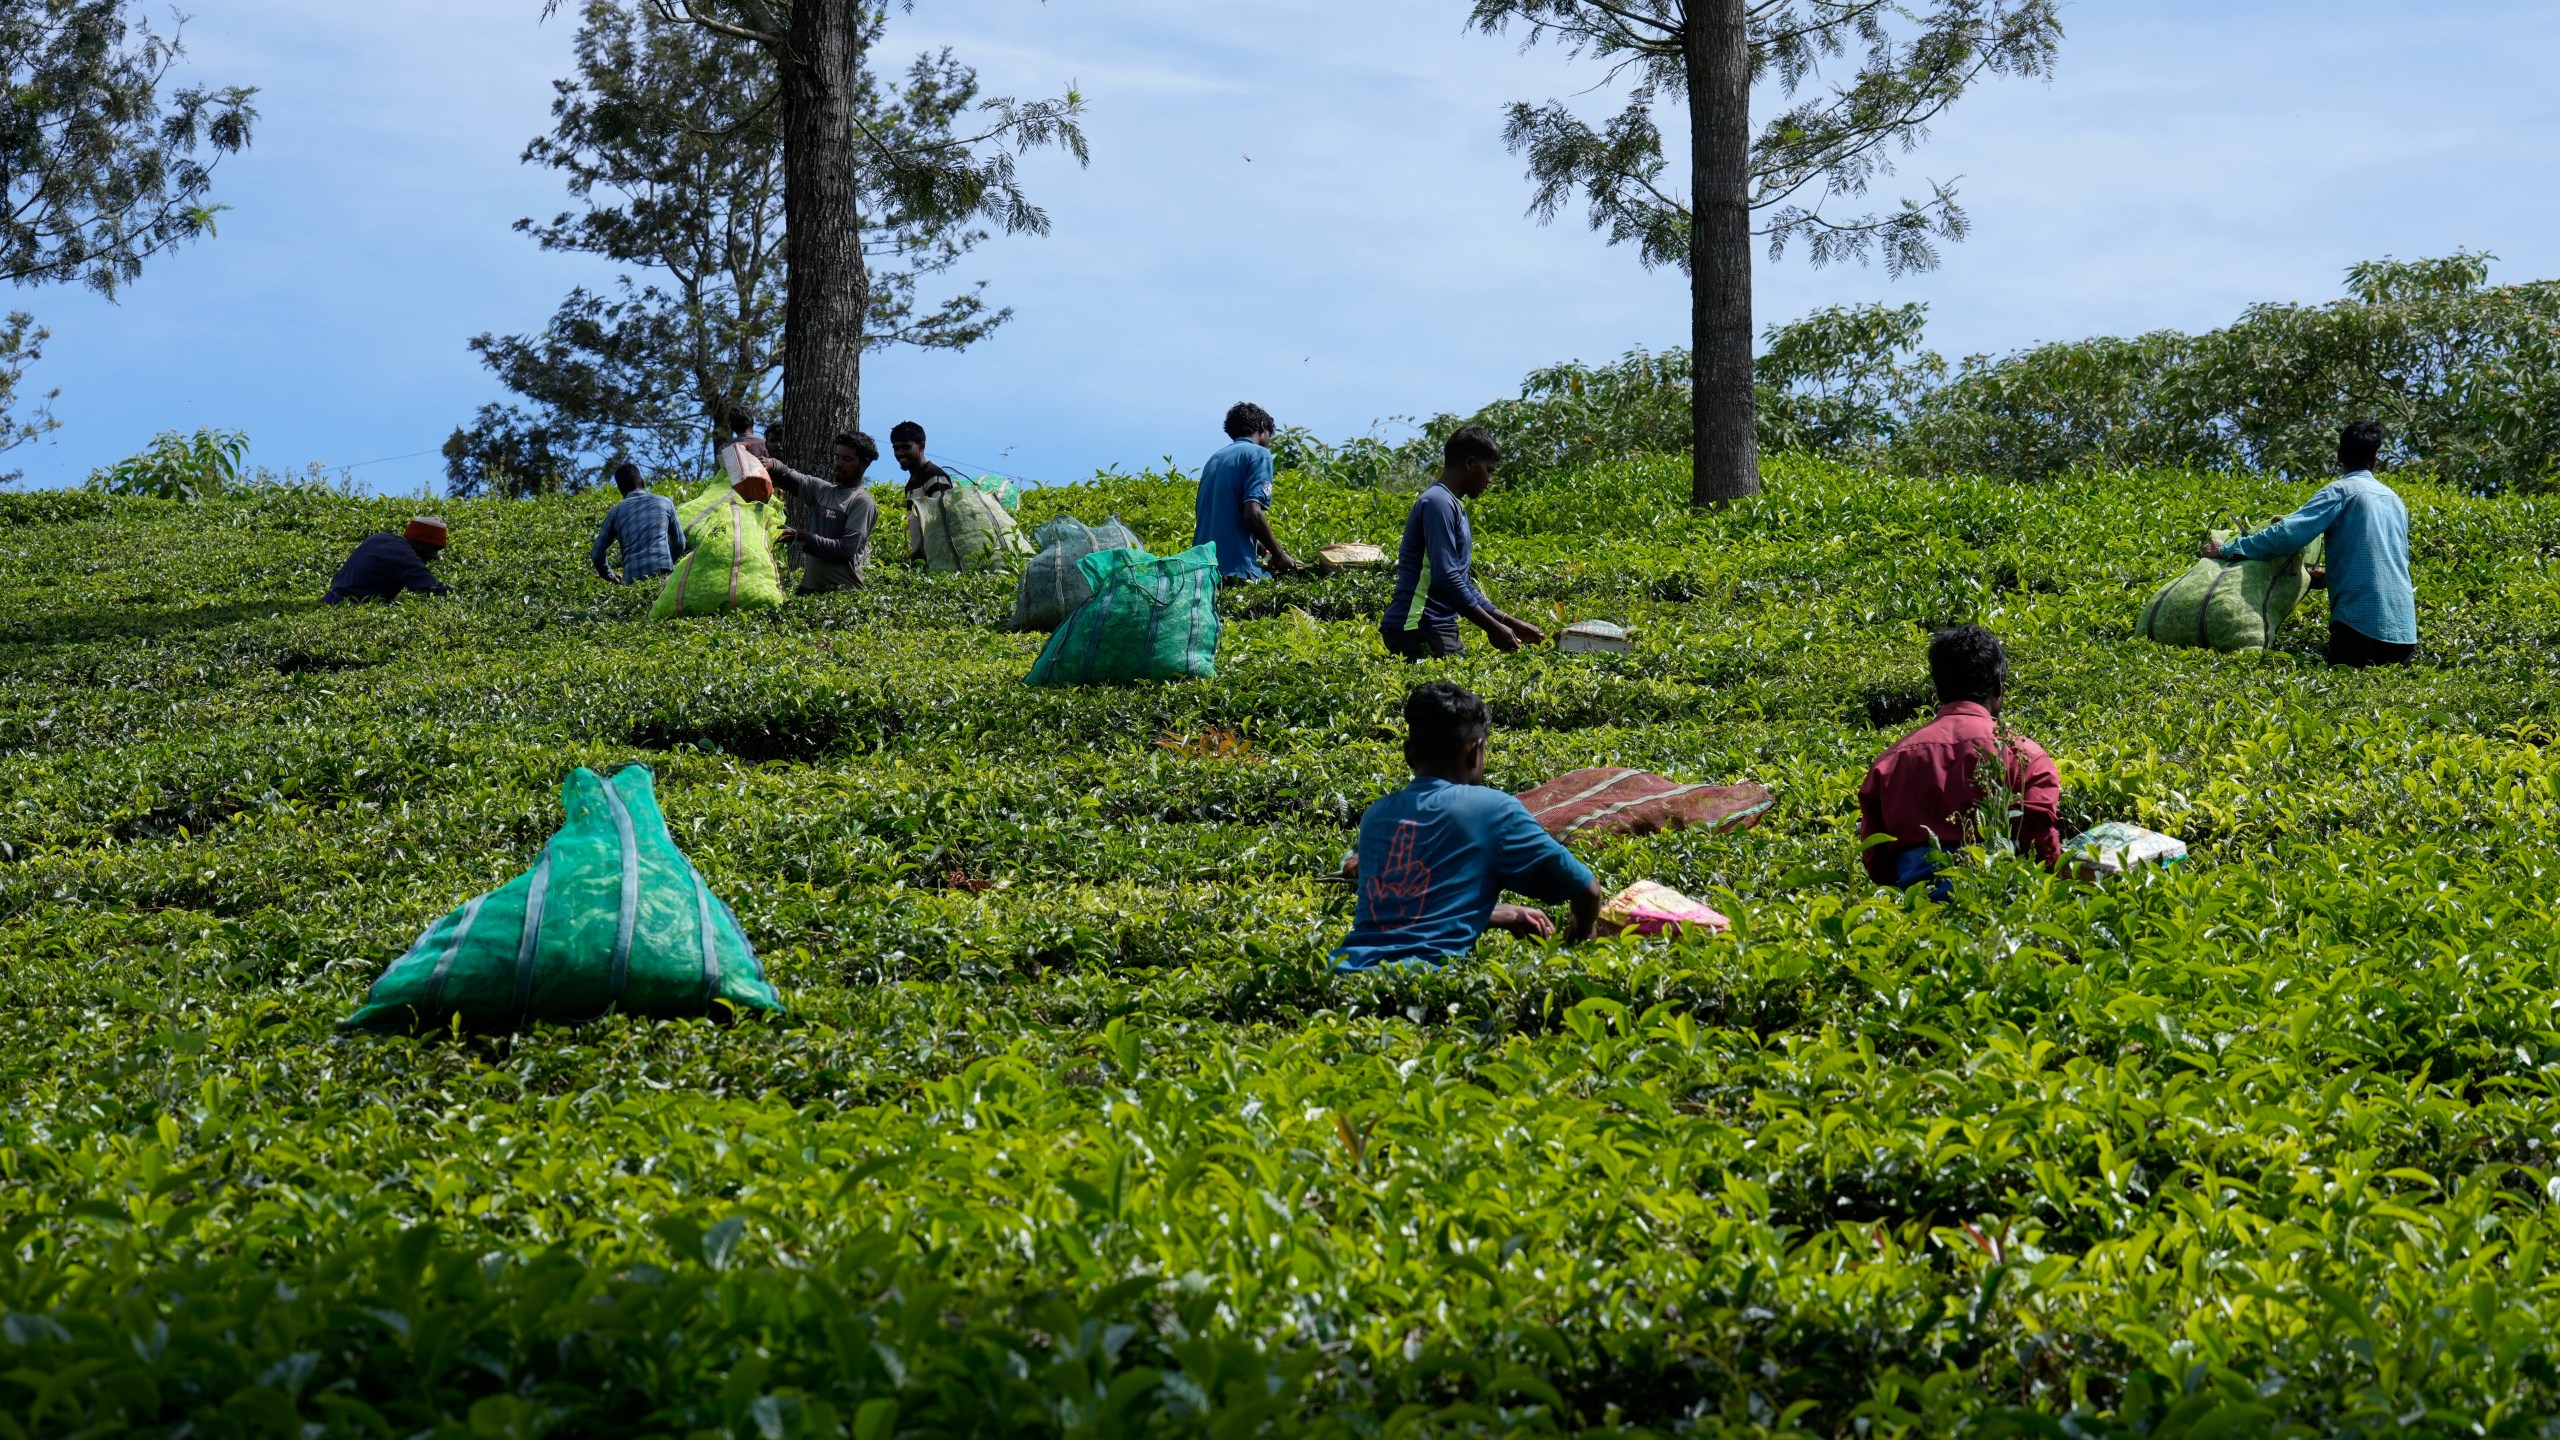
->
1935, 700, 1995, 722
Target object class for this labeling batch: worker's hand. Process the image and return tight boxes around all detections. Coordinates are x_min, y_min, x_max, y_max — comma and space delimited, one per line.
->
2200, 538, 2225, 560
1487, 622, 1525, 652
1269, 553, 1310, 576
779, 527, 802, 545
1507, 617, 1548, 646
610, 571, 625, 586
2308, 565, 2328, 590
1489, 904, 1556, 939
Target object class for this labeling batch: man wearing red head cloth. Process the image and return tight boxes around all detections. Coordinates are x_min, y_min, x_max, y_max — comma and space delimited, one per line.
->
323, 517, 454, 604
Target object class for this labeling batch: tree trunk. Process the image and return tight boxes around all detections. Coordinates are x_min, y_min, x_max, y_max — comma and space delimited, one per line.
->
775, 0, 870, 500
1687, 0, 1759, 504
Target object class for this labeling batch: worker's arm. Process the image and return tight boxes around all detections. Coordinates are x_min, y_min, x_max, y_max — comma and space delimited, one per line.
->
1561, 876, 1603, 944
764, 459, 821, 498
1495, 801, 1603, 944
591, 518, 619, 582
399, 552, 452, 597
1240, 500, 1304, 574
2210, 483, 2345, 562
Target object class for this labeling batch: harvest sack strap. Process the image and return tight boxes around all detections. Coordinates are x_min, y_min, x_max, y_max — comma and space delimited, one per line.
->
420, 897, 485, 1017
512, 850, 555, 1022
1515, 767, 1777, 843
603, 780, 640, 1006
726, 495, 744, 611
693, 871, 723, 1005
2194, 565, 2234, 649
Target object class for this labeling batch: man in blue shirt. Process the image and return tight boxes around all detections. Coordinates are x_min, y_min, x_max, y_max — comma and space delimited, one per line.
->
1380, 425, 1547, 660
323, 517, 453, 604
2204, 419, 2416, 667
1193, 401, 1305, 582
1332, 682, 1603, 972
590, 463, 689, 584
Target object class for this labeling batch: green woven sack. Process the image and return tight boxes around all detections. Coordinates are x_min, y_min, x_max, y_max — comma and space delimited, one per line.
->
957, 471, 1022, 513
1009, 516, 1141, 632
915, 484, 1031, 574
652, 482, 787, 618
1025, 543, 1221, 686
343, 766, 782, 1033
2136, 530, 2325, 653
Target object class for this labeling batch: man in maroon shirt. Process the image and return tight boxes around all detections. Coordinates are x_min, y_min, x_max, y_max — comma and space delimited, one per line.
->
1857, 625, 2063, 888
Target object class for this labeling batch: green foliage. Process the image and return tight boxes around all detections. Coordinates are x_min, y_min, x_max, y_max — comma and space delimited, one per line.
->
0, 310, 58, 478
1320, 257, 2560, 496
0, 1, 257, 296
4, 458, 2560, 1433
1903, 253, 2560, 492
82, 425, 249, 500
1466, 0, 2064, 276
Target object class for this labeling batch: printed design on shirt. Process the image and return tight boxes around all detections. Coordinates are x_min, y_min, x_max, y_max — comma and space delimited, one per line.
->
1364, 820, 1433, 926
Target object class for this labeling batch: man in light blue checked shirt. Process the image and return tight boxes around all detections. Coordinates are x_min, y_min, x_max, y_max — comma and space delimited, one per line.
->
2204, 419, 2415, 668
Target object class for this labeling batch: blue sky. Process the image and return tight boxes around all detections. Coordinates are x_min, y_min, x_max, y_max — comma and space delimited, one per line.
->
12, 0, 2559, 493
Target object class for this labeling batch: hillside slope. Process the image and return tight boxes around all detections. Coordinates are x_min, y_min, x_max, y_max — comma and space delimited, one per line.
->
4, 460, 2559, 1435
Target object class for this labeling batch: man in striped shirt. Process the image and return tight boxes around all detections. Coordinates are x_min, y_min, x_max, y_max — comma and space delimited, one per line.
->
1380, 426, 1546, 660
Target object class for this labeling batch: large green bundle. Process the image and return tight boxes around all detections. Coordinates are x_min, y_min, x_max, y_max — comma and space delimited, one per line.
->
1025, 543, 1221, 686
2136, 530, 2325, 652
652, 483, 787, 618
343, 766, 782, 1033
915, 483, 1031, 574
1009, 516, 1141, 632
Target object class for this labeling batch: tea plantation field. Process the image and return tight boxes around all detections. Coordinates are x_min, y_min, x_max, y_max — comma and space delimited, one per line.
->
6, 458, 2560, 1437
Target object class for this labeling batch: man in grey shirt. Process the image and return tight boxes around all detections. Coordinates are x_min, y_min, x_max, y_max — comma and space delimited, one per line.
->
769, 432, 880, 593
591, 464, 688, 583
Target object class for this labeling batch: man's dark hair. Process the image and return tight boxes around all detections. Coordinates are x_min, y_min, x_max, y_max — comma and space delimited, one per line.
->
613, 462, 644, 494
835, 431, 880, 468
1224, 401, 1275, 440
725, 407, 754, 437
1404, 681, 1492, 769
2340, 418, 2385, 472
889, 420, 926, 448
1445, 425, 1501, 469
1928, 625, 2008, 706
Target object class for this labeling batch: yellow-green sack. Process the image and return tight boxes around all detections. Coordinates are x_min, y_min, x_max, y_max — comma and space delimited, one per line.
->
2136, 530, 2324, 653
915, 483, 1030, 574
653, 483, 787, 619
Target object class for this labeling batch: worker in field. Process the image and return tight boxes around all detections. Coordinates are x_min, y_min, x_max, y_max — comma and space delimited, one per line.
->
2202, 418, 2416, 667
323, 517, 453, 604
1856, 625, 2062, 890
768, 432, 880, 593
590, 463, 688, 585
1379, 425, 1547, 660
1332, 681, 1604, 972
726, 407, 773, 464
1193, 401, 1305, 581
890, 419, 953, 562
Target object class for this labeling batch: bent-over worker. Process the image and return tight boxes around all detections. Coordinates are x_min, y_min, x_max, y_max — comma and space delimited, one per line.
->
324, 517, 452, 604
1194, 401, 1304, 581
1379, 425, 1546, 660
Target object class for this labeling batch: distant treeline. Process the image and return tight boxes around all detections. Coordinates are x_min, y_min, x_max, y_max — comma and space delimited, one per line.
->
1282, 254, 2560, 494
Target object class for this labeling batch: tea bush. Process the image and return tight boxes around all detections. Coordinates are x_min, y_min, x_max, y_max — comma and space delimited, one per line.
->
4, 458, 2560, 1436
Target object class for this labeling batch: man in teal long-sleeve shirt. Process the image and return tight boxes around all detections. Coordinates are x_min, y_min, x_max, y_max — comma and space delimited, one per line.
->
2204, 419, 2415, 667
